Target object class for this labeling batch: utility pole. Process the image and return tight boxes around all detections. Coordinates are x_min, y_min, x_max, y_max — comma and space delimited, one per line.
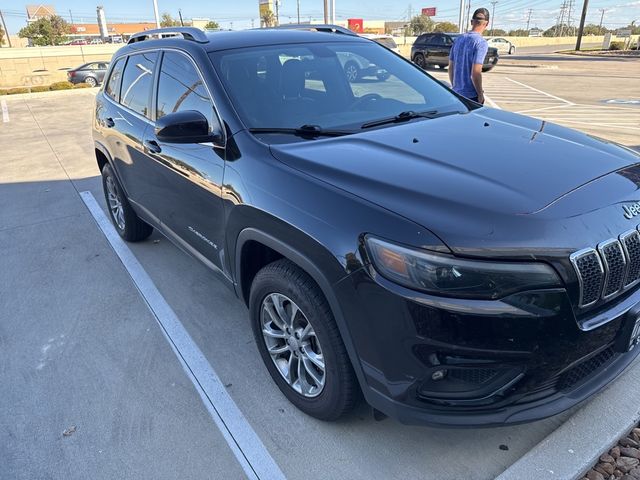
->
297, 0, 300, 23
598, 8, 605, 34
331, 0, 336, 23
490, 1, 498, 35
458, 0, 465, 32
152, 0, 160, 28
566, 0, 573, 35
557, 1, 566, 37
575, 0, 589, 49
323, 0, 329, 23
69, 9, 75, 25
465, 1, 471, 30
0, 10, 12, 47
275, 0, 280, 25
178, 9, 184, 26
526, 8, 533, 31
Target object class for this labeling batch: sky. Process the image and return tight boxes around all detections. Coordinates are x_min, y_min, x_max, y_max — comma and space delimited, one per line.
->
2, 0, 639, 34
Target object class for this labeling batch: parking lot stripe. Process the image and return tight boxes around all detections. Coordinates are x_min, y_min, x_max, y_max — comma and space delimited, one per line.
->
79, 191, 286, 480
505, 78, 574, 105
1, 99, 8, 123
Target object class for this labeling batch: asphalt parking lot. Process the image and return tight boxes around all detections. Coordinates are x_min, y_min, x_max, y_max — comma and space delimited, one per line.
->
1, 52, 639, 480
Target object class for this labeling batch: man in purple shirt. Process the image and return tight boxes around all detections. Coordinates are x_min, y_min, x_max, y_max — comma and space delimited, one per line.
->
448, 8, 490, 104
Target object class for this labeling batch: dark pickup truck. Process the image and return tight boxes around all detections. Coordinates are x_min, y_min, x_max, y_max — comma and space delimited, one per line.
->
411, 32, 499, 72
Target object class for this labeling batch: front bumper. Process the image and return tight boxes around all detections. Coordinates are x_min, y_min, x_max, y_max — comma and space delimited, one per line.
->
334, 268, 640, 427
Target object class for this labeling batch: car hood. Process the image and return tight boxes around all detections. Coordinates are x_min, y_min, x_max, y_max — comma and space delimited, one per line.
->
268, 108, 640, 255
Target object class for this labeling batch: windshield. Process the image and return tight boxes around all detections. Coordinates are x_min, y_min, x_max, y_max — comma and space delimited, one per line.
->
209, 41, 467, 132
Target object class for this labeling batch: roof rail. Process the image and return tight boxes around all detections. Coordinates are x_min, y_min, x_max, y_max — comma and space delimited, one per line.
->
269, 24, 358, 36
128, 27, 209, 44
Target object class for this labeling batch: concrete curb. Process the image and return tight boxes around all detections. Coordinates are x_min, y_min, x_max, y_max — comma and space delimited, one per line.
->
0, 87, 99, 100
496, 358, 640, 480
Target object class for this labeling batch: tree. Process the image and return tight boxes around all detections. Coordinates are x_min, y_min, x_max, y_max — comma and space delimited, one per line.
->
581, 23, 606, 35
18, 15, 70, 46
508, 29, 529, 36
160, 13, 181, 27
409, 14, 434, 35
261, 11, 277, 27
203, 20, 219, 30
433, 21, 458, 33
0, 24, 5, 46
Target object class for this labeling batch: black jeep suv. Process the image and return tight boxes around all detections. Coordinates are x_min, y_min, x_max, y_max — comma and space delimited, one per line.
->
93, 26, 640, 427
411, 32, 499, 71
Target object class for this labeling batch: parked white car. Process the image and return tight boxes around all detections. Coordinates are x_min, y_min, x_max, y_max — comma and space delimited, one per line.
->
359, 34, 401, 54
487, 37, 516, 54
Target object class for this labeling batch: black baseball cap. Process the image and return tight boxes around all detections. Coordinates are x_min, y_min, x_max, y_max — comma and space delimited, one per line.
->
472, 8, 490, 21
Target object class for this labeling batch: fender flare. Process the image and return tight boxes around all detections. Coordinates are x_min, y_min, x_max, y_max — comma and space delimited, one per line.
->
235, 227, 367, 389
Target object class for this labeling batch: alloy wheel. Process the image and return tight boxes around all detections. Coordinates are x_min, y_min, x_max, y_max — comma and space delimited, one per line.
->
260, 292, 326, 397
105, 175, 125, 230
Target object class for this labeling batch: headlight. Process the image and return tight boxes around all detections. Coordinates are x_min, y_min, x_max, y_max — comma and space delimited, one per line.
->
365, 236, 561, 299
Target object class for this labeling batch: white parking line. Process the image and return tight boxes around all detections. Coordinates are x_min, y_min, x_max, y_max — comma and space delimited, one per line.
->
505, 78, 574, 105
80, 191, 286, 480
1, 99, 8, 123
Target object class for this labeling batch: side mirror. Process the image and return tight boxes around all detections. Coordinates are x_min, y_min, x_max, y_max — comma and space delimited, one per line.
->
155, 110, 223, 144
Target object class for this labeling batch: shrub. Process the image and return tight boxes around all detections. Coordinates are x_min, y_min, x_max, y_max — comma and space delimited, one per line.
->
0, 90, 6, 95
73, 83, 91, 88
49, 81, 74, 90
30, 85, 50, 92
5, 87, 30, 94
609, 41, 623, 50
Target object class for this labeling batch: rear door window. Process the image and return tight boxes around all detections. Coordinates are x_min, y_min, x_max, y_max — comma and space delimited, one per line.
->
104, 57, 125, 101
120, 52, 158, 118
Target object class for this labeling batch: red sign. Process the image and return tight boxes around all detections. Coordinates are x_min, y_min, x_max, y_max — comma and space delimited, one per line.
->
348, 18, 364, 33
421, 7, 436, 16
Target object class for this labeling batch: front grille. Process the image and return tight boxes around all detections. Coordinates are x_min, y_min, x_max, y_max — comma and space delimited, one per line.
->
621, 230, 640, 286
448, 368, 499, 385
572, 228, 640, 308
571, 249, 604, 307
557, 347, 615, 391
599, 240, 626, 298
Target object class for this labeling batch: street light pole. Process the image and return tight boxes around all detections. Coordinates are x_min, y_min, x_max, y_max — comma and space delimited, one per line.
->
152, 0, 160, 28
490, 1, 498, 35
598, 8, 605, 34
323, 0, 329, 23
458, 0, 465, 32
575, 0, 589, 51
297, 0, 300, 23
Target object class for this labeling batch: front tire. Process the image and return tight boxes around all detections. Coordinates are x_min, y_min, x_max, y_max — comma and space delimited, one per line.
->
509, 46, 515, 55
101, 163, 153, 242
85, 76, 97, 87
249, 259, 359, 421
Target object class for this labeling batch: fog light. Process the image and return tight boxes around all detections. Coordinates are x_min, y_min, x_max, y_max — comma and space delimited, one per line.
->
431, 369, 447, 381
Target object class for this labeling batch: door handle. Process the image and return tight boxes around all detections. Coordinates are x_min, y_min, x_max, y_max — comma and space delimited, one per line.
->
104, 117, 115, 128
143, 139, 162, 154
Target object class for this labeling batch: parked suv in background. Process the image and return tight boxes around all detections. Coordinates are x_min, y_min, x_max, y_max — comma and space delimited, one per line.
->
94, 26, 640, 427
411, 32, 499, 71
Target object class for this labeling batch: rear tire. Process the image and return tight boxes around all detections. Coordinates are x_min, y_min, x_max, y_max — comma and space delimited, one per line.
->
85, 76, 97, 87
101, 163, 153, 242
249, 259, 360, 421
344, 61, 360, 83
509, 46, 516, 55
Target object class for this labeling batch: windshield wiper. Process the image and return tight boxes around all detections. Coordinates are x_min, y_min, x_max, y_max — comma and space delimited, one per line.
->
248, 125, 352, 138
361, 110, 455, 129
